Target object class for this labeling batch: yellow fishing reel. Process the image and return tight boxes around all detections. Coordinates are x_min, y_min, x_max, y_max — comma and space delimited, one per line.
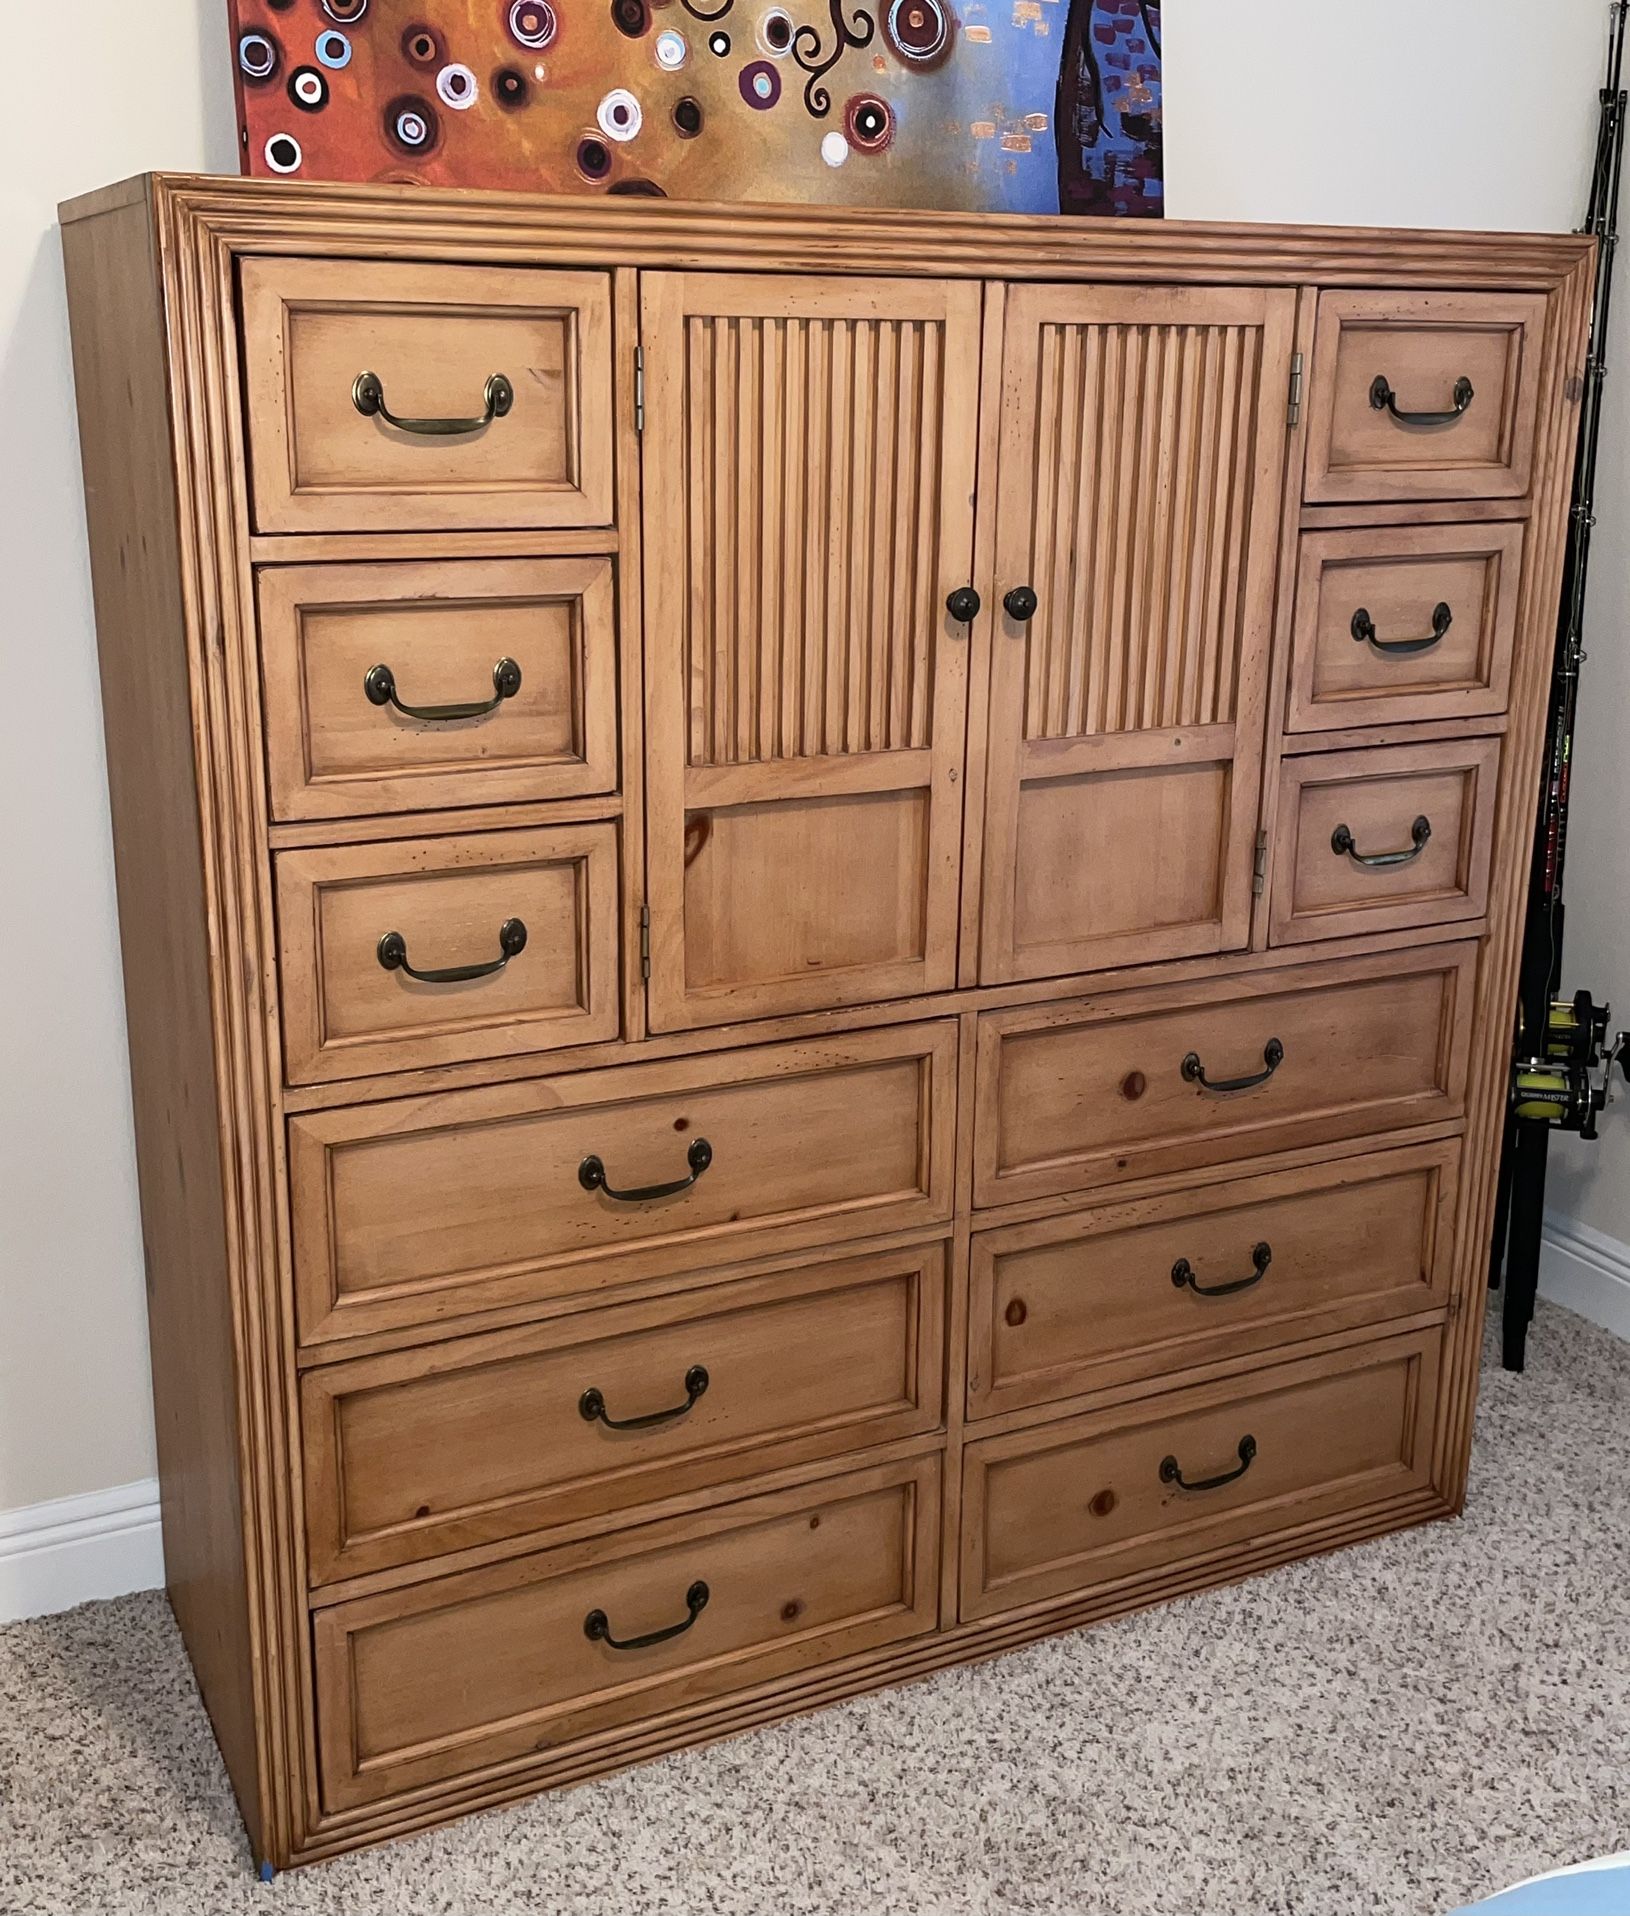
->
1510, 991, 1626, 1138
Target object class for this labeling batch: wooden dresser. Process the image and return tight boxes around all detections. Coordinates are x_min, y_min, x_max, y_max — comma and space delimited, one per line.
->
61, 174, 1590, 1871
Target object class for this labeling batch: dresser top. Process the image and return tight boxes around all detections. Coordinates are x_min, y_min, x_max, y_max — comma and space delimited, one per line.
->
59, 171, 1595, 292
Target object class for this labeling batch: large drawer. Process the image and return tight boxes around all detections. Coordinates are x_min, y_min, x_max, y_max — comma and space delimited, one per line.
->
960, 1328, 1441, 1620
1286, 522, 1522, 733
241, 258, 614, 534
1268, 739, 1498, 948
968, 1142, 1457, 1420
290, 1022, 958, 1344
314, 1455, 941, 1812
1303, 290, 1545, 503
275, 823, 621, 1084
302, 1239, 948, 1584
259, 557, 619, 821
973, 947, 1474, 1210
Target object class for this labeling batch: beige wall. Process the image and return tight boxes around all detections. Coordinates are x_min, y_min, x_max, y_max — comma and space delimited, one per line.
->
0, 0, 1615, 1516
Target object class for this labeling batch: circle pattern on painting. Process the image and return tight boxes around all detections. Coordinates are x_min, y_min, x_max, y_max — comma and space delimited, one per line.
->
576, 135, 613, 179
237, 31, 280, 82
597, 87, 642, 140
738, 60, 780, 108
845, 92, 893, 150
436, 62, 479, 108
654, 28, 688, 69
385, 93, 440, 153
289, 66, 329, 111
264, 132, 303, 172
507, 0, 557, 50
882, 0, 951, 66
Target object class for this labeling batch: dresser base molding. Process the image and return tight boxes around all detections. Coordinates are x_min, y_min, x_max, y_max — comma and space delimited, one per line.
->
59, 174, 1591, 1871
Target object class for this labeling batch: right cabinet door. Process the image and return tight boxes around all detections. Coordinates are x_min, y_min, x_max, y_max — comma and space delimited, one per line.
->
979, 285, 1296, 984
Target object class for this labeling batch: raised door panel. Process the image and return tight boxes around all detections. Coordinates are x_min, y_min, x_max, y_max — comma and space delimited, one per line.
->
980, 285, 1296, 985
641, 273, 980, 1032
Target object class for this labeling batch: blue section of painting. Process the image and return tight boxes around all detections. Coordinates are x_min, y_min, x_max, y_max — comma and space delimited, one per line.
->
857, 0, 1160, 213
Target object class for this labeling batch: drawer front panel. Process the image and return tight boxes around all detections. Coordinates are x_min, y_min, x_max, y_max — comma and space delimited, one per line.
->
968, 1144, 1457, 1420
276, 824, 620, 1084
241, 258, 614, 533
291, 1023, 958, 1344
1269, 739, 1499, 947
974, 947, 1473, 1209
961, 1329, 1440, 1620
259, 557, 618, 820
303, 1241, 948, 1584
1304, 291, 1545, 503
1288, 523, 1522, 732
315, 1456, 941, 1811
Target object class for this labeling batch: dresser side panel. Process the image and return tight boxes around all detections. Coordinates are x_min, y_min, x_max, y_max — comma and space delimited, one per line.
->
61, 193, 265, 1857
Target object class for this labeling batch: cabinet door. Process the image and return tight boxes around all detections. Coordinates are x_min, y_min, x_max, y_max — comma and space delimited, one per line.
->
979, 286, 1296, 984
641, 273, 981, 1032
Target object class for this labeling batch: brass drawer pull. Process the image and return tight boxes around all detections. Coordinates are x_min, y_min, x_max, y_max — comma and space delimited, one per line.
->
1369, 372, 1475, 427
1172, 1241, 1272, 1298
1160, 1434, 1257, 1493
352, 369, 514, 436
580, 1365, 710, 1431
584, 1580, 710, 1652
376, 917, 527, 983
1181, 1038, 1284, 1094
1331, 815, 1432, 868
1350, 602, 1453, 656
579, 1137, 713, 1202
364, 657, 522, 721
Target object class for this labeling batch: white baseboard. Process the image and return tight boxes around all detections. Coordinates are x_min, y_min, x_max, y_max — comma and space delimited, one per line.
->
0, 1479, 163, 1624
1540, 1213, 1630, 1342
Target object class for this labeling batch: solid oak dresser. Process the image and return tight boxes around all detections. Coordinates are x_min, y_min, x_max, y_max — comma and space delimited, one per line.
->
61, 173, 1590, 1871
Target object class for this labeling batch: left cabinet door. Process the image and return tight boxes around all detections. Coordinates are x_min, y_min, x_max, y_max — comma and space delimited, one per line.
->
640, 273, 981, 1032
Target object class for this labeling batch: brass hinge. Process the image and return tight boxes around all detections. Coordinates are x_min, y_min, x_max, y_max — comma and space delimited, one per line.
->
1287, 351, 1305, 429
1252, 829, 1269, 896
634, 346, 645, 435
639, 902, 651, 980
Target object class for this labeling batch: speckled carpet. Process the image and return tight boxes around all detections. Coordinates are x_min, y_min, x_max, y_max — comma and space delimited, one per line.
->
1, 1299, 1625, 1916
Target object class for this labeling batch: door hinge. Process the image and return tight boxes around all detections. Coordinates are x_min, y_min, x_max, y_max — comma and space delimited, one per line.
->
634, 346, 645, 435
1287, 351, 1305, 429
1252, 830, 1269, 896
639, 902, 651, 980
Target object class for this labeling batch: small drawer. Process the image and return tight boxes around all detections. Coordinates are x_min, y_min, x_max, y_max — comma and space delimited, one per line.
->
302, 1240, 948, 1584
275, 824, 620, 1085
241, 258, 613, 533
973, 947, 1473, 1210
259, 557, 618, 821
1304, 291, 1545, 503
1287, 522, 1522, 732
960, 1328, 1440, 1620
968, 1143, 1457, 1420
1268, 738, 1498, 947
290, 1022, 958, 1344
314, 1455, 940, 1812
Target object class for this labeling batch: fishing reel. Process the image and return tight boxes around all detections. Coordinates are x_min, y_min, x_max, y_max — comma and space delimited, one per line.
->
1510, 989, 1629, 1140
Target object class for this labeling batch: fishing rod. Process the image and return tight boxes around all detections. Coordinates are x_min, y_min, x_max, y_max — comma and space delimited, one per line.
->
1490, 0, 1630, 1371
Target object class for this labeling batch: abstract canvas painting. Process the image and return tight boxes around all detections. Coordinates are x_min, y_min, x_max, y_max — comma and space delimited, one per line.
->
229, 0, 1161, 215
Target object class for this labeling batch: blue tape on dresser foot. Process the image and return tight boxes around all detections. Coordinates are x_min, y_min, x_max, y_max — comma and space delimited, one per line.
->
258, 1860, 276, 1884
